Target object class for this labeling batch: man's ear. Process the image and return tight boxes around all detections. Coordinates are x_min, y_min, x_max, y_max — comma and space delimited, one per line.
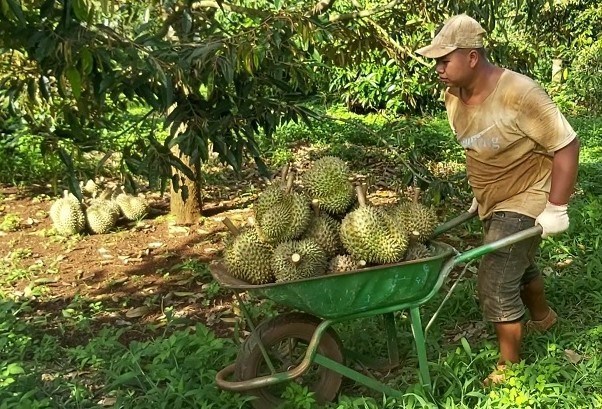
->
468, 49, 479, 68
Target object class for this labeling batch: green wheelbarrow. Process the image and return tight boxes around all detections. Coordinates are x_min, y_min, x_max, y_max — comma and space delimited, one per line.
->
210, 212, 543, 408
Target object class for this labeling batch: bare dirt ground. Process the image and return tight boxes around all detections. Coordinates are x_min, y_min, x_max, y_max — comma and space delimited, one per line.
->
0, 149, 476, 348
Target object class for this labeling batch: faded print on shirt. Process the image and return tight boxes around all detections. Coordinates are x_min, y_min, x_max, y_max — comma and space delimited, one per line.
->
445, 69, 576, 219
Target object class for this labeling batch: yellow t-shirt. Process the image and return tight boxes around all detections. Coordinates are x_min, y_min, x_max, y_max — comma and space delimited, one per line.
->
445, 69, 577, 219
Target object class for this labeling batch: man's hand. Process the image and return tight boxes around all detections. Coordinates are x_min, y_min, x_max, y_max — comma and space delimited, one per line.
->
468, 197, 479, 213
535, 202, 569, 238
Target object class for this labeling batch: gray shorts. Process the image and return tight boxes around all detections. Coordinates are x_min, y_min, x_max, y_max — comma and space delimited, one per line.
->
477, 211, 542, 323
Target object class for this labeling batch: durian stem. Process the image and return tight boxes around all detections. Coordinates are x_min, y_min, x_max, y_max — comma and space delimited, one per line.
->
358, 259, 367, 267
285, 172, 295, 194
413, 187, 421, 204
355, 184, 367, 207
311, 199, 321, 216
280, 163, 291, 181
291, 253, 302, 265
361, 183, 368, 197
222, 217, 240, 235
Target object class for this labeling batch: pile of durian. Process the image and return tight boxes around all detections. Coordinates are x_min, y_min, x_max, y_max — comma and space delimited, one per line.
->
49, 180, 150, 236
223, 156, 439, 285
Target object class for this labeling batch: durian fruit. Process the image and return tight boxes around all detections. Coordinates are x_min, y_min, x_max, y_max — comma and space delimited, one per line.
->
340, 185, 407, 265
405, 243, 432, 261
85, 189, 120, 234
272, 239, 328, 282
85, 204, 118, 234
302, 156, 355, 216
254, 163, 290, 222
49, 190, 86, 236
80, 179, 100, 198
114, 187, 149, 221
302, 200, 342, 258
256, 172, 311, 244
223, 218, 275, 285
327, 255, 366, 274
374, 205, 409, 264
392, 188, 438, 243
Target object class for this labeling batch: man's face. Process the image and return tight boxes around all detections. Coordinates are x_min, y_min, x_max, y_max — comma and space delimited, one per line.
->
434, 49, 475, 87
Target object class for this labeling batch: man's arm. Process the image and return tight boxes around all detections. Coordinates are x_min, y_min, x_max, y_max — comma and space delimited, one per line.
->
535, 137, 580, 238
548, 138, 580, 205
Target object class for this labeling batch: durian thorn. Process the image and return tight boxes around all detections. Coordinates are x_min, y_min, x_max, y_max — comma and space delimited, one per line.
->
222, 217, 240, 235
355, 184, 367, 207
285, 171, 295, 194
280, 163, 291, 181
311, 199, 321, 216
291, 253, 302, 264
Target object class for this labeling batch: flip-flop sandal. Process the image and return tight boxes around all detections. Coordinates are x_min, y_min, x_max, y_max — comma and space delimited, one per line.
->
525, 308, 557, 333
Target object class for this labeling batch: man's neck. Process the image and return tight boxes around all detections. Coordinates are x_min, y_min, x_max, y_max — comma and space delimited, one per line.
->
460, 63, 503, 105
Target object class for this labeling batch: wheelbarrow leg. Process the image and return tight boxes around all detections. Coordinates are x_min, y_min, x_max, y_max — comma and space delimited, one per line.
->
409, 307, 432, 391
383, 313, 400, 368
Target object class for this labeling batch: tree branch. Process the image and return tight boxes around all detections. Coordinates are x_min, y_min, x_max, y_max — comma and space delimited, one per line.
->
310, 0, 337, 16
193, 1, 268, 18
329, 0, 400, 22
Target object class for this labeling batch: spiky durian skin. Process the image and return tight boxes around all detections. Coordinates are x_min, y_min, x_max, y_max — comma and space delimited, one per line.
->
49, 194, 85, 236
256, 192, 311, 244
339, 207, 384, 264
404, 243, 432, 261
302, 156, 355, 215
340, 206, 407, 265
393, 202, 438, 243
272, 239, 327, 282
328, 254, 361, 274
85, 204, 118, 234
303, 213, 342, 258
224, 229, 275, 285
115, 194, 149, 221
374, 207, 408, 264
254, 183, 285, 222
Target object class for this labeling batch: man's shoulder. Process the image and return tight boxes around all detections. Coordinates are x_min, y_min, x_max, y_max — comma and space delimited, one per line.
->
498, 69, 541, 96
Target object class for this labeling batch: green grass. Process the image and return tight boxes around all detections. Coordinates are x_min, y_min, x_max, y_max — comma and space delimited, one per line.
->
0, 109, 601, 408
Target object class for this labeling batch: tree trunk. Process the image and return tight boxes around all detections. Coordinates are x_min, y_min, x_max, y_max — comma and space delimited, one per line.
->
170, 147, 203, 225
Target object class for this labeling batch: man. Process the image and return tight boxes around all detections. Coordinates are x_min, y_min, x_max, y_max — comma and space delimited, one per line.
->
415, 14, 580, 384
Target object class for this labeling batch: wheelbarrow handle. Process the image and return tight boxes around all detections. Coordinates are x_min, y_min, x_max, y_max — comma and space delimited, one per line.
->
432, 211, 478, 238
453, 225, 543, 265
424, 224, 543, 337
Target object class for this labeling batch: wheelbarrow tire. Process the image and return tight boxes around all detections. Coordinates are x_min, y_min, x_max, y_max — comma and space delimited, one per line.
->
235, 312, 344, 409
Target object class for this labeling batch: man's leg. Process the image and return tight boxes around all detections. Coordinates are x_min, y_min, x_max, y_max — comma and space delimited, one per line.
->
521, 274, 551, 321
477, 212, 542, 383
494, 320, 522, 364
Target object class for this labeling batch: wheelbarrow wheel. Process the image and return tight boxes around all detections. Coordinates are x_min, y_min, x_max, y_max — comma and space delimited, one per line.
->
235, 312, 344, 409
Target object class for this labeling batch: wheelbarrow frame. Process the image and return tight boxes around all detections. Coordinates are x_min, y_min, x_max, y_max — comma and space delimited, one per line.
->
212, 212, 543, 399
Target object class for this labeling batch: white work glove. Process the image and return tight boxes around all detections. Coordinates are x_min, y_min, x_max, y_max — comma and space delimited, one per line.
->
535, 201, 569, 238
467, 197, 479, 214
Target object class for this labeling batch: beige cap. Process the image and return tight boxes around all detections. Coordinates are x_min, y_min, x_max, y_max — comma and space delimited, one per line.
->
415, 14, 486, 59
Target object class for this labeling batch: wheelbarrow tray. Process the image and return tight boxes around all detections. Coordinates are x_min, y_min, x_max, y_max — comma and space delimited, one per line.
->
210, 241, 455, 320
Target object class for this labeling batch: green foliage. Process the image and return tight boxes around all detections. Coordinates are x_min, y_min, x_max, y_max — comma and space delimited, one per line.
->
0, 214, 21, 232
565, 38, 602, 113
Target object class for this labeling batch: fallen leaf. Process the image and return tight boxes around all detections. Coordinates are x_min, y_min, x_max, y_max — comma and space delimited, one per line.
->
34, 277, 59, 285
173, 292, 195, 297
564, 349, 583, 364
98, 397, 117, 406
147, 242, 163, 249
125, 306, 150, 318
